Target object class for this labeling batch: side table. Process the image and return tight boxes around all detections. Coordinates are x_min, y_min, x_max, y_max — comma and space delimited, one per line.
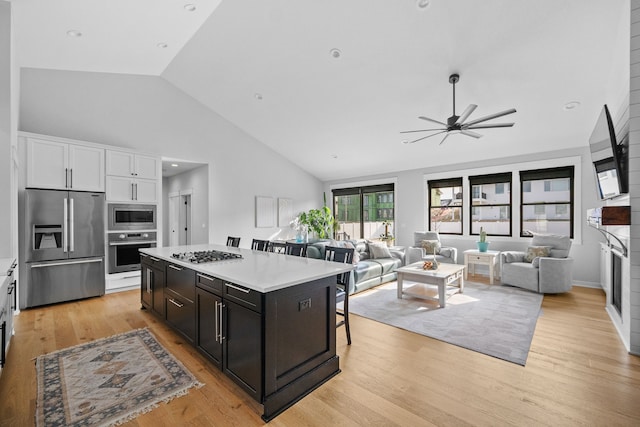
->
463, 249, 500, 284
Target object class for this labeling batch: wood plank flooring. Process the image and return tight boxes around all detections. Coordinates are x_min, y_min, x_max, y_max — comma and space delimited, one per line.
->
1, 278, 639, 426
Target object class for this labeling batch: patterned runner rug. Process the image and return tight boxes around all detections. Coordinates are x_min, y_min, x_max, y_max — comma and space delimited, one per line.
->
36, 328, 202, 427
349, 281, 543, 365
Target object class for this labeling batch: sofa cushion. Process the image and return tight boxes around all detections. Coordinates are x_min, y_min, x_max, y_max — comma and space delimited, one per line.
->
421, 239, 441, 255
524, 246, 551, 263
369, 242, 392, 259
502, 262, 539, 292
372, 257, 402, 275
532, 234, 572, 258
353, 260, 382, 283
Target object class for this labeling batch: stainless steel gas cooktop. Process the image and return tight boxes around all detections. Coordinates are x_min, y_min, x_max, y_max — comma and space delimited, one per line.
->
171, 250, 243, 264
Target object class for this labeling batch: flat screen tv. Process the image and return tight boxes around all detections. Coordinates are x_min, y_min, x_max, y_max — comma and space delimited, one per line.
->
588, 105, 627, 200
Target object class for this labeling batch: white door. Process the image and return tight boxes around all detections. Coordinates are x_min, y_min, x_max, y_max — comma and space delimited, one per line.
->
169, 194, 180, 247
106, 176, 133, 202
68, 144, 105, 192
134, 155, 158, 180
26, 138, 68, 189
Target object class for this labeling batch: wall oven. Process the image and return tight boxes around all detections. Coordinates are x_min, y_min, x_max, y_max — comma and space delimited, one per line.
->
108, 232, 156, 274
108, 204, 156, 231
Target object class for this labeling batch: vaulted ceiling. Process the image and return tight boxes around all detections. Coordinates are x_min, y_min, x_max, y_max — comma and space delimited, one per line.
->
12, 0, 630, 181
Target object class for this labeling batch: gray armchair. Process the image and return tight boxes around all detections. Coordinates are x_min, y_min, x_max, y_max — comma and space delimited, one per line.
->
500, 234, 573, 294
405, 231, 458, 265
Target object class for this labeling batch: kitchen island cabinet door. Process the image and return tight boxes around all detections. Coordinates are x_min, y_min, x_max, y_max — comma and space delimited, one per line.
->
196, 287, 222, 368
165, 290, 195, 343
224, 300, 262, 402
141, 256, 165, 317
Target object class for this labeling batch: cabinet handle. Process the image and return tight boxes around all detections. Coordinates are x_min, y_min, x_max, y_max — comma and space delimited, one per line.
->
70, 169, 73, 188
214, 301, 219, 343
134, 183, 138, 200
169, 264, 183, 271
168, 298, 183, 308
9, 280, 16, 310
149, 256, 160, 262
1, 320, 5, 367
225, 282, 250, 293
220, 303, 225, 341
140, 253, 148, 258
131, 183, 135, 200
146, 269, 151, 294
197, 273, 213, 281
65, 168, 68, 188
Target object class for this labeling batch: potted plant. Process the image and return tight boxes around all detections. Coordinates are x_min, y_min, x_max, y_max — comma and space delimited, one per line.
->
297, 193, 335, 240
477, 226, 489, 252
379, 220, 394, 247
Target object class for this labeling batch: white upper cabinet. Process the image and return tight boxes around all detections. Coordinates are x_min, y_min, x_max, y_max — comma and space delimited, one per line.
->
26, 137, 105, 192
106, 150, 158, 180
106, 176, 158, 203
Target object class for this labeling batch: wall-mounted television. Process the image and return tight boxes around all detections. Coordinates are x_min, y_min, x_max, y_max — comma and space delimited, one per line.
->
588, 105, 627, 200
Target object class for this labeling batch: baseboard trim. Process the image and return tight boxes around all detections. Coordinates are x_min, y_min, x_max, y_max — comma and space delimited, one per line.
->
573, 280, 602, 289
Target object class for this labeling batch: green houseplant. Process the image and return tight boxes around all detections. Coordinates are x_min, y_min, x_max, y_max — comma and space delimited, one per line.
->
297, 193, 336, 240
379, 220, 394, 247
477, 226, 489, 252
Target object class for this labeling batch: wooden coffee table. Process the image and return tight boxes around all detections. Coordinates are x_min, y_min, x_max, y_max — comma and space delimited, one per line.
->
396, 262, 465, 307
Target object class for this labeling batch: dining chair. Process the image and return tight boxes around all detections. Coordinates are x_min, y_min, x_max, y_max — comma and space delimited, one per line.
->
284, 242, 308, 257
324, 245, 355, 345
226, 236, 241, 247
251, 238, 270, 251
268, 241, 287, 254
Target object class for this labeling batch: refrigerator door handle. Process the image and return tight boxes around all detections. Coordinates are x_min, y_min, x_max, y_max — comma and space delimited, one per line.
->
69, 198, 75, 252
63, 198, 68, 253
30, 258, 103, 268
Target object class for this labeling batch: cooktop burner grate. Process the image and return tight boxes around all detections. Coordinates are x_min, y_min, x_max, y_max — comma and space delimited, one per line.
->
171, 250, 243, 263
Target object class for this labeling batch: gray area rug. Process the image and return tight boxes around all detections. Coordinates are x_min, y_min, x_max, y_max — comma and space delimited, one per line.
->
349, 281, 543, 365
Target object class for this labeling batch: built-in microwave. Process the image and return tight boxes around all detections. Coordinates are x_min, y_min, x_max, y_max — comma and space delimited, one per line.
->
108, 203, 156, 231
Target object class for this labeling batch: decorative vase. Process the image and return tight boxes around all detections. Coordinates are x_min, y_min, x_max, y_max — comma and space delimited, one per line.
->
477, 241, 489, 252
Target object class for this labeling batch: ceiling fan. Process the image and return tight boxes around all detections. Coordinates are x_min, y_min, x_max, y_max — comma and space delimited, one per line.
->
401, 73, 516, 145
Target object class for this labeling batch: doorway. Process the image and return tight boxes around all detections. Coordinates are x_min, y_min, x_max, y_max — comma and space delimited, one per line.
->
169, 191, 192, 246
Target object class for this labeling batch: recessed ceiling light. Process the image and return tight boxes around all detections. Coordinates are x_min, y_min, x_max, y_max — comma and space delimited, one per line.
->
66, 30, 82, 37
171, 163, 179, 167
184, 4, 196, 12
329, 48, 341, 59
157, 42, 168, 49
563, 101, 581, 110
254, 93, 263, 100
417, 0, 430, 9
402, 140, 411, 144
330, 154, 338, 159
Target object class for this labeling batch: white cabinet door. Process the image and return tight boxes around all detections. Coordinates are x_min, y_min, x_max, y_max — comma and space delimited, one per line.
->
134, 155, 158, 180
26, 138, 68, 189
68, 144, 105, 191
106, 176, 134, 201
106, 150, 134, 177
135, 179, 158, 203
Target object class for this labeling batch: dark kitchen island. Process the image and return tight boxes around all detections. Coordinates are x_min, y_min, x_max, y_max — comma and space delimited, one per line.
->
139, 244, 353, 422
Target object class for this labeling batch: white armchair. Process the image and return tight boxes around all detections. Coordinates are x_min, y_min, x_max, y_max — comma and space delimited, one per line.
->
405, 231, 458, 265
500, 234, 573, 294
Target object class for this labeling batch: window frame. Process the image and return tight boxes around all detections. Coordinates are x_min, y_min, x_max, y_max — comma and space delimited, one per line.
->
519, 166, 574, 238
468, 172, 512, 237
428, 177, 463, 235
332, 183, 395, 239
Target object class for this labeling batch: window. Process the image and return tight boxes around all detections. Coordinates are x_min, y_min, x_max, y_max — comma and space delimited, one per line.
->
469, 173, 512, 236
428, 178, 463, 234
333, 184, 395, 240
520, 166, 574, 237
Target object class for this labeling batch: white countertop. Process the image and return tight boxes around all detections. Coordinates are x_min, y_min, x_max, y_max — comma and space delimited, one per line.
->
140, 244, 354, 293
0, 258, 16, 277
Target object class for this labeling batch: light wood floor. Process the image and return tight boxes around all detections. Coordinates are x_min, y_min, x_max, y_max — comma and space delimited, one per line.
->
1, 278, 639, 426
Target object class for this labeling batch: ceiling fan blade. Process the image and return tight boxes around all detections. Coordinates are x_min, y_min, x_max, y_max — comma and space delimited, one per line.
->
464, 108, 517, 127
400, 128, 446, 134
455, 104, 477, 125
405, 131, 447, 144
465, 123, 515, 129
418, 116, 447, 126
438, 133, 451, 146
460, 130, 483, 138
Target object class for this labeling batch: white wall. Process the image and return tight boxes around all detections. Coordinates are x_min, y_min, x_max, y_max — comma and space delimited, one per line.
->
18, 68, 324, 248
325, 146, 604, 285
162, 165, 209, 246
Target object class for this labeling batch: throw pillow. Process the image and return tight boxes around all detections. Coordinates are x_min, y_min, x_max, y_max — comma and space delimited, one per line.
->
369, 242, 392, 259
524, 246, 551, 263
421, 239, 441, 255
335, 241, 360, 264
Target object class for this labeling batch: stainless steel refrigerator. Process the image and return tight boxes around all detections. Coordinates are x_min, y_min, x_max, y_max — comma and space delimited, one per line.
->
23, 189, 105, 308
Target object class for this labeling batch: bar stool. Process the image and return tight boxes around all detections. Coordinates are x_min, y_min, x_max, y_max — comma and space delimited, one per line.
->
251, 238, 270, 251
226, 236, 240, 247
284, 242, 308, 257
269, 241, 287, 254
324, 246, 354, 345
